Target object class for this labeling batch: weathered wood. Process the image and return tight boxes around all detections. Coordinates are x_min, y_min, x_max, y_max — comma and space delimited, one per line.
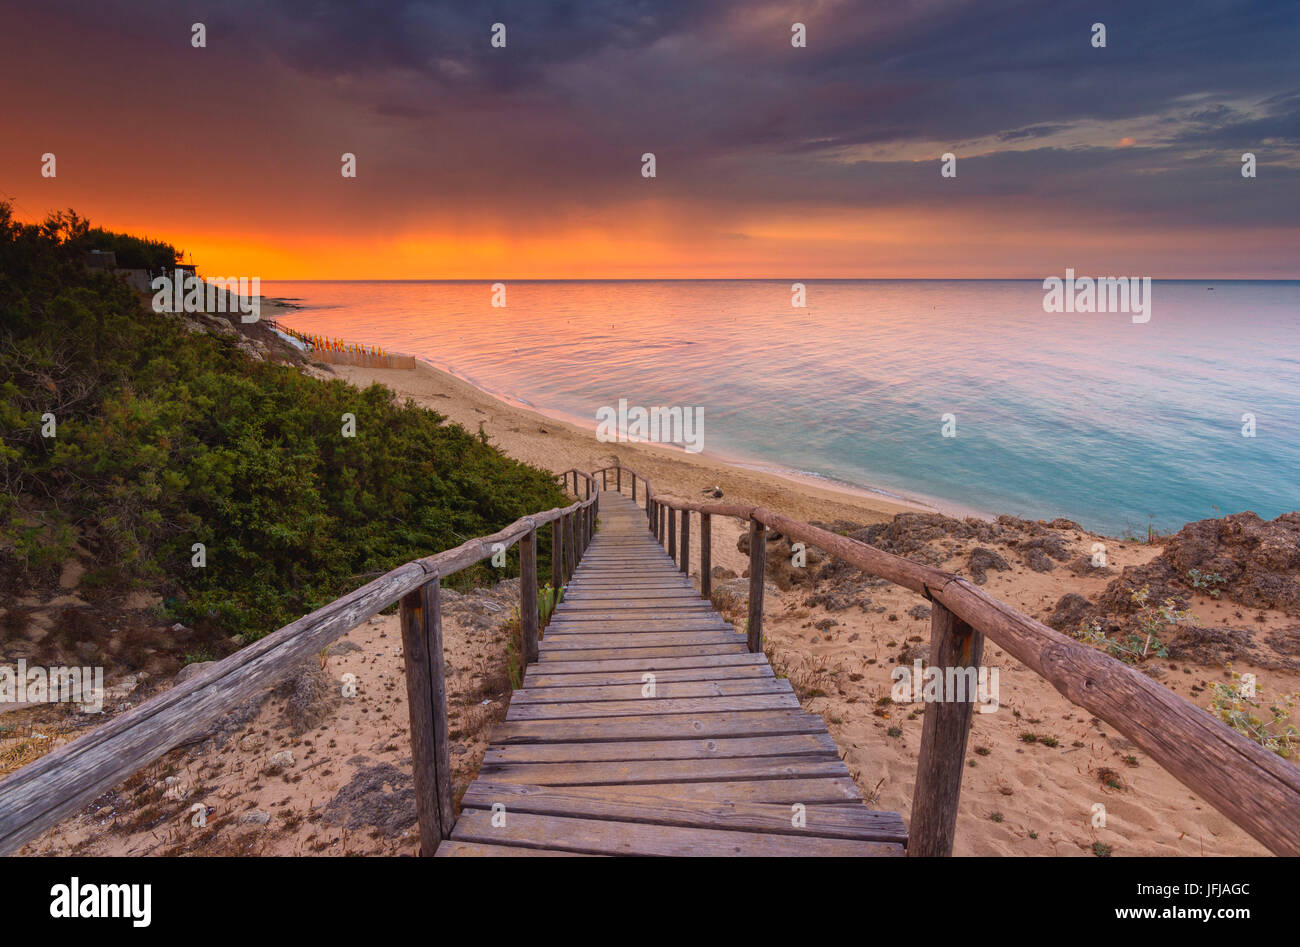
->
492, 708, 828, 743
679, 509, 690, 574
482, 732, 829, 763
539, 634, 745, 653
524, 664, 774, 688
434, 840, 596, 857
547, 611, 715, 624
450, 809, 902, 857
667, 505, 677, 559
521, 527, 539, 664
747, 518, 766, 653
563, 511, 575, 582
908, 600, 983, 857
536, 643, 748, 663
700, 512, 712, 601
522, 651, 770, 676
545, 617, 735, 632
0, 559, 428, 855
400, 578, 454, 853
551, 516, 563, 590
932, 574, 1300, 857
462, 782, 907, 843
482, 751, 843, 781
507, 693, 801, 721
509, 678, 792, 703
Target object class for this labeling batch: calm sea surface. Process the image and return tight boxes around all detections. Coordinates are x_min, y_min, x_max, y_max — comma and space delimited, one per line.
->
261, 280, 1300, 536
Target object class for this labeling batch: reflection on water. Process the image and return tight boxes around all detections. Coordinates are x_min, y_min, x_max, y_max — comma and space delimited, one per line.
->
262, 279, 1300, 535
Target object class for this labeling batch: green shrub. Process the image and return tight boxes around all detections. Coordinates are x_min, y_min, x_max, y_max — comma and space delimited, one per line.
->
0, 202, 565, 640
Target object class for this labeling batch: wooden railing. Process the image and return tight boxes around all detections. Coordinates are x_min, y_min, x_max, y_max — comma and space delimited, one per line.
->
593, 465, 1300, 857
0, 472, 600, 856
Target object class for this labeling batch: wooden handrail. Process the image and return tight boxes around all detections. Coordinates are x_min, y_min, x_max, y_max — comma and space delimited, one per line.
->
0, 483, 600, 856
597, 465, 1300, 856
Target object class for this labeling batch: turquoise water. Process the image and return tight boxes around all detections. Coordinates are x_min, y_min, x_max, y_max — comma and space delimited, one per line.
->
262, 280, 1300, 536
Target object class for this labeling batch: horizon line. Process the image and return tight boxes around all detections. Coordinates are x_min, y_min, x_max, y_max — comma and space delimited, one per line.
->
252, 276, 1300, 283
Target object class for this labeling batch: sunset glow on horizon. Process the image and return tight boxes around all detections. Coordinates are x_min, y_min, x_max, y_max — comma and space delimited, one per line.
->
3, 0, 1297, 279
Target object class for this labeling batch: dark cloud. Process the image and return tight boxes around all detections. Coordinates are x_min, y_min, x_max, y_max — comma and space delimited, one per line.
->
3, 0, 1297, 265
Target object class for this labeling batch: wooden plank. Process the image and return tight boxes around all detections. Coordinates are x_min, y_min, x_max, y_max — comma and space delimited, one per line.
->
533, 776, 865, 805
481, 754, 848, 785
524, 652, 769, 676
563, 588, 700, 599
524, 664, 774, 688
537, 644, 748, 662
483, 732, 836, 764
450, 809, 902, 857
491, 709, 829, 743
539, 632, 741, 651
461, 783, 905, 843
433, 840, 596, 857
505, 693, 801, 721
546, 611, 717, 624
545, 619, 735, 632
511, 679, 792, 703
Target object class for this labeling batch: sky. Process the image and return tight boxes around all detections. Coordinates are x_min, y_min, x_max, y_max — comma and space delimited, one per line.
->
2, 0, 1298, 278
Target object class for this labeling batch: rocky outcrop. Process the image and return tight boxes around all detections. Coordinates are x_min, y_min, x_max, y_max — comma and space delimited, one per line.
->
1097, 512, 1300, 617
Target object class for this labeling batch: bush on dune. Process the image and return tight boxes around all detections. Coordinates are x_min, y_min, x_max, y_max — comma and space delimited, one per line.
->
0, 202, 564, 641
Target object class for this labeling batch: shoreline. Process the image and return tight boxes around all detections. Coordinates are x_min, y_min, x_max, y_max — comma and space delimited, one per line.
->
410, 354, 992, 520
264, 295, 986, 525
314, 355, 953, 529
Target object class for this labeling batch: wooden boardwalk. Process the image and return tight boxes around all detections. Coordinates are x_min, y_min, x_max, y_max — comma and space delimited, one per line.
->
439, 491, 906, 856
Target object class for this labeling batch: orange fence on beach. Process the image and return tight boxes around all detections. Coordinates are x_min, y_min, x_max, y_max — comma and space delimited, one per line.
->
269, 320, 416, 369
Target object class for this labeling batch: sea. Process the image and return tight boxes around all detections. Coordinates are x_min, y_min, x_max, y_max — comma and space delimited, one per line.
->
260, 279, 1300, 537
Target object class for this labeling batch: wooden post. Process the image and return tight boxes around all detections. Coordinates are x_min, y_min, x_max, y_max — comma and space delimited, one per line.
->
617, 467, 622, 493
700, 513, 712, 600
631, 474, 636, 501
659, 504, 666, 545
551, 517, 563, 590
400, 578, 453, 853
679, 509, 690, 574
747, 519, 765, 653
667, 505, 677, 559
909, 601, 985, 857
563, 512, 575, 581
520, 528, 539, 664
602, 469, 608, 490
